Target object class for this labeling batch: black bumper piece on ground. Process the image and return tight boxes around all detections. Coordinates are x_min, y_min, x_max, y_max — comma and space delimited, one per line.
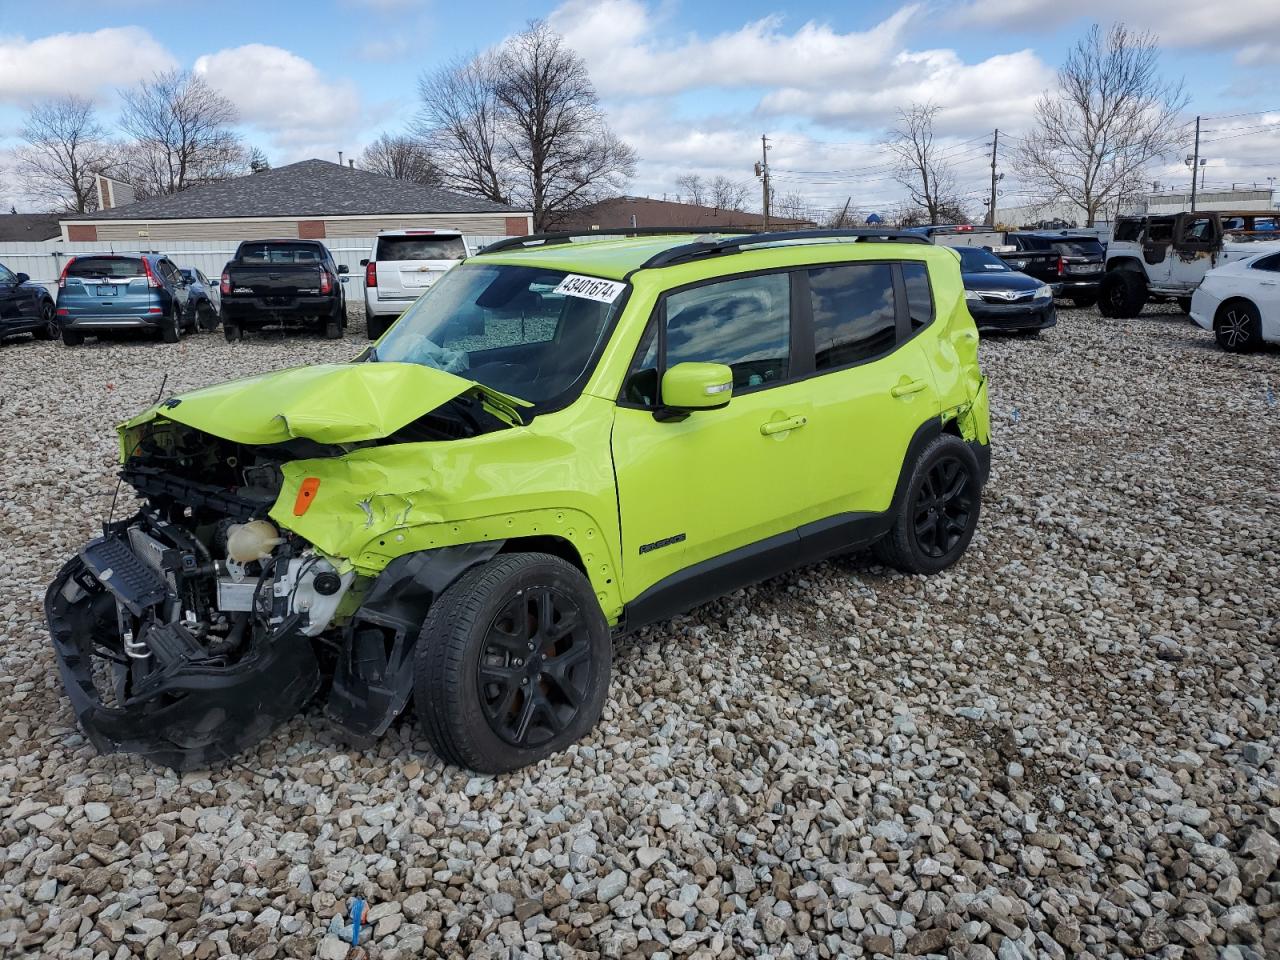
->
45, 547, 320, 772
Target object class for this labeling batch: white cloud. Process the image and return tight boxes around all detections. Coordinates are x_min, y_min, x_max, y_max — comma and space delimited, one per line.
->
945, 0, 1280, 56
193, 44, 365, 155
0, 27, 177, 105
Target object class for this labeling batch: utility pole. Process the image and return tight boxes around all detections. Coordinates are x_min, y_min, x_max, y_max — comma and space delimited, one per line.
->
986, 129, 999, 227
1190, 116, 1200, 212
756, 134, 771, 231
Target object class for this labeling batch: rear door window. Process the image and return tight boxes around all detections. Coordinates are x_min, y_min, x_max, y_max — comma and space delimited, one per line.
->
67, 257, 144, 279
807, 262, 897, 369
376, 235, 467, 261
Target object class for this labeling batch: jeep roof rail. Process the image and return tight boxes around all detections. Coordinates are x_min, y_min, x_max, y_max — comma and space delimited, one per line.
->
477, 228, 734, 256
637, 229, 930, 270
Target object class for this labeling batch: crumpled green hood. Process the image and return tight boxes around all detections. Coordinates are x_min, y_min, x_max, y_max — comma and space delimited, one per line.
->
120, 362, 528, 446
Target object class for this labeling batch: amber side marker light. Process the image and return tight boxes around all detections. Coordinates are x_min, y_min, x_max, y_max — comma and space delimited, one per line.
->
293, 477, 321, 516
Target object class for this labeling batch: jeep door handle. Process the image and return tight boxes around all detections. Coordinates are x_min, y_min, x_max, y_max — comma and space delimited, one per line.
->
760, 415, 807, 435
890, 379, 928, 398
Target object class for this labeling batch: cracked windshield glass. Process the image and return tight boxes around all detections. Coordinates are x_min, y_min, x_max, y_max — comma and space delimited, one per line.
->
372, 263, 625, 406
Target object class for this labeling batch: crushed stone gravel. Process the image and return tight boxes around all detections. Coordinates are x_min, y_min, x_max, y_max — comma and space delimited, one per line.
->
0, 303, 1277, 959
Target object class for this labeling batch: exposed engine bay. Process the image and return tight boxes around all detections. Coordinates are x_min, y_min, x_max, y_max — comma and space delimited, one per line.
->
45, 403, 507, 770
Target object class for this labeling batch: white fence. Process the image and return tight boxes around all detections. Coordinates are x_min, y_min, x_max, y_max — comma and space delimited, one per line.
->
0, 235, 512, 296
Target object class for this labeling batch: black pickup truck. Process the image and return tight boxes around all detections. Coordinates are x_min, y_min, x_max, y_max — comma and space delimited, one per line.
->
998, 232, 1105, 307
219, 239, 348, 341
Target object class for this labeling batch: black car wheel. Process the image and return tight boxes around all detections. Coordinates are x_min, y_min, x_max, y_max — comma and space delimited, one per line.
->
197, 303, 219, 332
1214, 300, 1261, 353
875, 434, 982, 575
366, 315, 389, 340
223, 322, 242, 343
324, 317, 342, 339
33, 300, 58, 340
1177, 297, 1193, 315
61, 328, 84, 346
160, 309, 181, 343
1098, 271, 1147, 318
414, 553, 611, 773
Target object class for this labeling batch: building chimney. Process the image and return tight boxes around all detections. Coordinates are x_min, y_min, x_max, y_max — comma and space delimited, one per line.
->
349, 159, 355, 169
338, 151, 344, 166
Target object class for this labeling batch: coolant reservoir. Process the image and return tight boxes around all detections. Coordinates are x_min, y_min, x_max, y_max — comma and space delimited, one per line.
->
226, 520, 282, 563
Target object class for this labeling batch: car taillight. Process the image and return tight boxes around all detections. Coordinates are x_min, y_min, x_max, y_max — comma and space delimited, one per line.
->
1057, 255, 1067, 275
220, 270, 231, 295
365, 261, 377, 287
320, 271, 332, 295
141, 258, 161, 289
58, 257, 74, 288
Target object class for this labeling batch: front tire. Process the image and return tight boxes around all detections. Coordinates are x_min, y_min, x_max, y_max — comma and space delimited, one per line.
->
160, 309, 181, 343
875, 434, 982, 575
33, 301, 57, 340
1098, 271, 1147, 318
414, 553, 611, 773
1214, 300, 1261, 352
197, 303, 219, 332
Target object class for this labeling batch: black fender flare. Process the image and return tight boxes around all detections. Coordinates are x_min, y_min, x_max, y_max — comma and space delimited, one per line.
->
325, 541, 504, 740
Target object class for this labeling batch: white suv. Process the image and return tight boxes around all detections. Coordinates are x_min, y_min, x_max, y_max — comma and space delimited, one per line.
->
361, 230, 469, 339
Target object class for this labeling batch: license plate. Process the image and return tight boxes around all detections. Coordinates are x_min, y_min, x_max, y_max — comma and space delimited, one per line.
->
1072, 264, 1102, 274
96, 285, 117, 296
404, 273, 437, 288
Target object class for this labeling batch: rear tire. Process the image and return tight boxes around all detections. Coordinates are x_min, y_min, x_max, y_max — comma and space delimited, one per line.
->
1177, 297, 1193, 315
223, 322, 242, 343
414, 553, 611, 773
366, 314, 389, 340
324, 317, 342, 339
61, 328, 84, 346
33, 301, 57, 340
874, 434, 982, 575
1098, 271, 1147, 318
1214, 300, 1261, 352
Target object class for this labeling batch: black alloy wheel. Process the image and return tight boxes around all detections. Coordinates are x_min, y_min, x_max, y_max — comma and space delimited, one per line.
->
415, 553, 611, 772
477, 587, 594, 747
34, 300, 58, 340
874, 433, 983, 575
912, 456, 976, 559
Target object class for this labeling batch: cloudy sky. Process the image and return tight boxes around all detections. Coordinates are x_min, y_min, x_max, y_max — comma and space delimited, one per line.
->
1, 0, 1278, 218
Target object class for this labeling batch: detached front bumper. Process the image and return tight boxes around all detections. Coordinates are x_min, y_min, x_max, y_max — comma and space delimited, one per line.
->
44, 536, 320, 771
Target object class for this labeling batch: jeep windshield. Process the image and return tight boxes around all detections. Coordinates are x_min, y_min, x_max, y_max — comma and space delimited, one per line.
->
371, 263, 627, 408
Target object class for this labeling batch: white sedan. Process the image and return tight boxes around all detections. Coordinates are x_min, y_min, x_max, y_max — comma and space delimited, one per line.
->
1190, 248, 1280, 351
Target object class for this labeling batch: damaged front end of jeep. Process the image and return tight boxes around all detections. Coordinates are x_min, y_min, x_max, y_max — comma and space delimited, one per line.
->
45, 362, 525, 770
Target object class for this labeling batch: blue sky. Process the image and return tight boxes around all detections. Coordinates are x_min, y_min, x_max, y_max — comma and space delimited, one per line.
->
2, 0, 1278, 217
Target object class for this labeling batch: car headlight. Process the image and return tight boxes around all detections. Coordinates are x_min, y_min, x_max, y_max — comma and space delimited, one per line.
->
964, 289, 982, 302
1035, 284, 1053, 299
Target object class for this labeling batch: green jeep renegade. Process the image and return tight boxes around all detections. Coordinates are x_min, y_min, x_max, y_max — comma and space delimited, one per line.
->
46, 229, 990, 773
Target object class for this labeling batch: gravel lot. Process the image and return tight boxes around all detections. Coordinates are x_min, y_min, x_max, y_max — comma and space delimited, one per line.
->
1, 303, 1277, 960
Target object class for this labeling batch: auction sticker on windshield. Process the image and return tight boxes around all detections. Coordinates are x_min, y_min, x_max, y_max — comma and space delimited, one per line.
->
554, 274, 626, 303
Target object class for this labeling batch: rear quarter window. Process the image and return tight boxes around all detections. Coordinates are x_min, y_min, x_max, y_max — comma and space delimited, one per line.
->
808, 262, 897, 369
376, 236, 467, 261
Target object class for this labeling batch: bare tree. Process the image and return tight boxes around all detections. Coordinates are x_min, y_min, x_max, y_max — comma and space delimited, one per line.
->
118, 70, 245, 197
416, 51, 513, 204
495, 22, 637, 229
1017, 24, 1187, 226
772, 190, 818, 224
15, 96, 117, 213
708, 175, 749, 210
418, 22, 636, 229
674, 173, 705, 205
886, 102, 957, 226
360, 133, 441, 186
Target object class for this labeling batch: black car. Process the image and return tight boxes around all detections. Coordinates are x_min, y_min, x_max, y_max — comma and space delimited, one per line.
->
1003, 232, 1106, 307
0, 261, 58, 342
957, 246, 1057, 334
219, 239, 348, 341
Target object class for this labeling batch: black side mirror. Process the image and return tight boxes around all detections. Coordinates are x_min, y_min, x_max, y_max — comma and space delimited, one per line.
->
337, 264, 349, 274
15, 272, 29, 284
